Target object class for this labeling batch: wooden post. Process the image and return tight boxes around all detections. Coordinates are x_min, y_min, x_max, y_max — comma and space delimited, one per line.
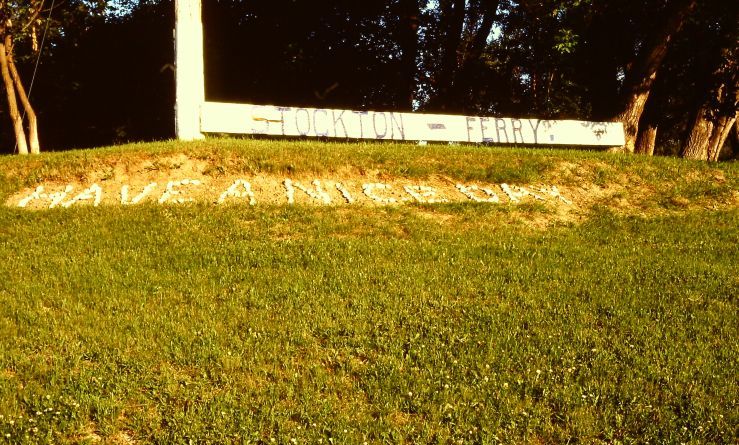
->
175, 0, 205, 140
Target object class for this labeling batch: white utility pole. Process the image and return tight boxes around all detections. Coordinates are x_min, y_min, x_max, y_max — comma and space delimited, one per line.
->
175, 0, 206, 140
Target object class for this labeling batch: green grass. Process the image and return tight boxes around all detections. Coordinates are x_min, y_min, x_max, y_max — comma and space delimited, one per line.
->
1, 137, 737, 191
0, 139, 737, 444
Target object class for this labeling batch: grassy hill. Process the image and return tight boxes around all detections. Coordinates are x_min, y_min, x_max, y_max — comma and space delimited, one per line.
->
0, 139, 737, 444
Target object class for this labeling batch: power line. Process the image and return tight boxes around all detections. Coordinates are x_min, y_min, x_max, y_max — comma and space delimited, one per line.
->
15, 0, 55, 153
27, 0, 56, 100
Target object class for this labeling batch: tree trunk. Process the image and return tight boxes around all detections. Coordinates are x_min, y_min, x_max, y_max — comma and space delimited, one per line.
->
0, 37, 28, 155
463, 0, 499, 65
447, 0, 499, 112
6, 37, 39, 154
708, 72, 739, 161
398, 0, 420, 110
618, 88, 652, 153
730, 121, 739, 158
428, 0, 499, 113
635, 124, 658, 156
616, 0, 697, 152
427, 0, 466, 112
682, 56, 738, 161
682, 106, 714, 160
683, 108, 738, 162
634, 88, 661, 156
707, 113, 737, 161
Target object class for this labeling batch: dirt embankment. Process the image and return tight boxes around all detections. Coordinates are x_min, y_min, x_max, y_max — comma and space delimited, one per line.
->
6, 154, 738, 227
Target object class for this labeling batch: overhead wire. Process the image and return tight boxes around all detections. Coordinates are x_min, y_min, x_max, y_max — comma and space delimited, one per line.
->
27, 0, 55, 100
14, 0, 55, 153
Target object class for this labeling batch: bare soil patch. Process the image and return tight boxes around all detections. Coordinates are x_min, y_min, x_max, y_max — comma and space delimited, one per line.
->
6, 154, 737, 229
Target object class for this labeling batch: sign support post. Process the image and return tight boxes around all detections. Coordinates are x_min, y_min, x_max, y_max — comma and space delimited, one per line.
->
175, 0, 205, 140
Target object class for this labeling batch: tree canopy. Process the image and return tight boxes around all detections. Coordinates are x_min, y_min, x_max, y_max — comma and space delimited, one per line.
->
1, 0, 736, 159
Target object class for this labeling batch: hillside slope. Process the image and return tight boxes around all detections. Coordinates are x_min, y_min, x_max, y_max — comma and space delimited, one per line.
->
2, 139, 738, 224
0, 139, 737, 444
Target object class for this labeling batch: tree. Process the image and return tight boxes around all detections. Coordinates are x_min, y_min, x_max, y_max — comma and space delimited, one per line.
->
614, 0, 697, 153
679, 1, 739, 161
0, 0, 110, 154
40, 0, 175, 148
681, 52, 738, 161
2, 0, 731, 159
492, 0, 591, 118
395, 0, 421, 110
423, 0, 500, 113
0, 0, 45, 154
635, 99, 659, 156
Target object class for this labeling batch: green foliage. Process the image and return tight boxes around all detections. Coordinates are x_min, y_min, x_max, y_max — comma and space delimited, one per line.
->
553, 29, 578, 54
9, 0, 737, 154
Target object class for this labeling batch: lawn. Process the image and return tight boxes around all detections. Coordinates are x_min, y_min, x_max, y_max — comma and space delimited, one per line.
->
0, 139, 737, 444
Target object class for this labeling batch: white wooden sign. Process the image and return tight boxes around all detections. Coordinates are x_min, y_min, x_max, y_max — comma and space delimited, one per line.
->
200, 102, 625, 146
175, 0, 625, 147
